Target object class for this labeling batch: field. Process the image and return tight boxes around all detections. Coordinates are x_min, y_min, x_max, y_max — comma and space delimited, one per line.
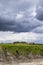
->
0, 43, 43, 65
0, 43, 43, 58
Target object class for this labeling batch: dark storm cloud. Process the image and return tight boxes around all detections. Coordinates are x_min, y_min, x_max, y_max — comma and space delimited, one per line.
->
36, 14, 43, 21
0, 18, 43, 32
0, 0, 43, 33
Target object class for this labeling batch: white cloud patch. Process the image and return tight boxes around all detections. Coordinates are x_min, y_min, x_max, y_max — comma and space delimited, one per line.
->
16, 12, 23, 20
0, 31, 43, 43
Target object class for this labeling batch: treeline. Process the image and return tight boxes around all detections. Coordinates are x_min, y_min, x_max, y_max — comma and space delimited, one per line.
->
13, 42, 43, 45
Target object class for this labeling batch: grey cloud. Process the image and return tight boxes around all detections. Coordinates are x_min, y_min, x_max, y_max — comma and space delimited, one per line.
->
0, 0, 43, 33
36, 7, 43, 21
0, 0, 37, 20
36, 0, 43, 21
39, 0, 43, 7
32, 26, 43, 33
0, 18, 43, 33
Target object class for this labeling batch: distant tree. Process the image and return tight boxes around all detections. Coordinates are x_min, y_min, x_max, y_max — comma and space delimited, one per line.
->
32, 42, 35, 44
29, 42, 35, 45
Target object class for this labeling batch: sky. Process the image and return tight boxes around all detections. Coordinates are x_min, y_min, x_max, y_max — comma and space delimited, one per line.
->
0, 0, 43, 43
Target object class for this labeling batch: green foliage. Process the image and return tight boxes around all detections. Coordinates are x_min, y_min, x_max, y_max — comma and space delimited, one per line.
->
0, 43, 43, 58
